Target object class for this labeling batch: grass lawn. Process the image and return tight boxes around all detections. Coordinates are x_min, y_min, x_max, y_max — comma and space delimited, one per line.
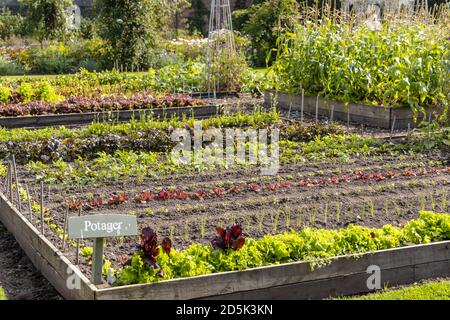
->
346, 279, 450, 300
251, 67, 269, 77
0, 287, 6, 300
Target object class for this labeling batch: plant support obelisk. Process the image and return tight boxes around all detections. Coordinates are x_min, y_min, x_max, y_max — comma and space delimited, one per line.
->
206, 0, 237, 98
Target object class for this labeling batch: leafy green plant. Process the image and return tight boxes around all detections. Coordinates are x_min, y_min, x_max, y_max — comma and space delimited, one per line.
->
80, 246, 93, 259
16, 82, 34, 102
116, 211, 450, 285
36, 82, 64, 103
0, 86, 11, 103
272, 9, 450, 120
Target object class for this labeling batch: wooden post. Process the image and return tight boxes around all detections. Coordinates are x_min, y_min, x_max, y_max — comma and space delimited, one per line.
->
6, 161, 12, 201
315, 95, 319, 123
40, 181, 44, 235
288, 102, 292, 119
3, 162, 8, 194
12, 155, 22, 213
407, 123, 411, 141
8, 161, 13, 202
300, 89, 304, 123
347, 107, 350, 130
25, 184, 32, 223
330, 104, 334, 123
92, 237, 105, 285
62, 207, 69, 250
428, 112, 432, 142
76, 206, 82, 265
390, 116, 396, 141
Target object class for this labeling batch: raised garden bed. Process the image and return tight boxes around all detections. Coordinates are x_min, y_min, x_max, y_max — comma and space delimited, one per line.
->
265, 90, 432, 129
0, 193, 449, 300
191, 91, 239, 99
0, 105, 223, 129
0, 111, 449, 299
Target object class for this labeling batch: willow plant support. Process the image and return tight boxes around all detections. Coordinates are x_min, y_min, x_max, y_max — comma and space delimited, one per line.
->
206, 0, 237, 98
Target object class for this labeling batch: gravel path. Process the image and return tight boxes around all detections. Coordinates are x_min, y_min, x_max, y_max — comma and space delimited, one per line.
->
0, 222, 61, 300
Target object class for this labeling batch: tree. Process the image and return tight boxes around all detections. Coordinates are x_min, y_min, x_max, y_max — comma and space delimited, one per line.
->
0, 8, 24, 41
95, 0, 189, 69
19, 0, 72, 47
234, 0, 250, 10
233, 0, 299, 67
188, 0, 209, 35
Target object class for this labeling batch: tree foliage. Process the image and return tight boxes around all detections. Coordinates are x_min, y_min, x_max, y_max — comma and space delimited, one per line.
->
95, 0, 189, 69
233, 0, 299, 67
0, 8, 24, 41
19, 0, 72, 45
188, 0, 209, 35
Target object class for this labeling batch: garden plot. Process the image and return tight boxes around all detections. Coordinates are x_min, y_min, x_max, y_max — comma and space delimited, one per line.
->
0, 70, 263, 129
0, 111, 449, 290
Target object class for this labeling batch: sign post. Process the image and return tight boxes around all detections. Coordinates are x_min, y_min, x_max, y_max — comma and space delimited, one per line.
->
68, 214, 138, 285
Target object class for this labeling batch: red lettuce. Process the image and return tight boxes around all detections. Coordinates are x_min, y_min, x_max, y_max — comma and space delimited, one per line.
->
211, 224, 245, 251
139, 227, 159, 268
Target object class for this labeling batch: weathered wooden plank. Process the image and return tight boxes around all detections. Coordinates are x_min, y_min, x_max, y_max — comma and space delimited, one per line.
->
204, 266, 416, 300
0, 105, 223, 129
94, 241, 450, 300
191, 91, 239, 99
209, 258, 450, 300
0, 193, 96, 300
414, 260, 450, 281
1, 187, 449, 300
265, 90, 432, 129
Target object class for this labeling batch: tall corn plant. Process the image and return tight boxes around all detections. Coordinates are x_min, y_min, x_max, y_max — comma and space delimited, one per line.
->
271, 4, 450, 123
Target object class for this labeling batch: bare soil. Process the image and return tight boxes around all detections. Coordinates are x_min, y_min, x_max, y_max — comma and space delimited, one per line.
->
0, 222, 61, 300
4, 152, 448, 282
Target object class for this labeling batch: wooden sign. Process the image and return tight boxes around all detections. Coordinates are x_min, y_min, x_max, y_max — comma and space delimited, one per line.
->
68, 214, 137, 240
67, 214, 138, 285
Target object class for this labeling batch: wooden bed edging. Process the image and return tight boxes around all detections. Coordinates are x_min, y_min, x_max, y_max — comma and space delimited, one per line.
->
191, 91, 239, 99
264, 90, 432, 129
0, 191, 449, 300
0, 105, 223, 129
0, 193, 96, 299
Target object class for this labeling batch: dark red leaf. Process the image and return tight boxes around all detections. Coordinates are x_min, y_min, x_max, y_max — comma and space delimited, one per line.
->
162, 238, 172, 255
211, 224, 245, 251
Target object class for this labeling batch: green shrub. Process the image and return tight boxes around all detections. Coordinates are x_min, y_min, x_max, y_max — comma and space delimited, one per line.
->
0, 8, 24, 41
79, 17, 96, 40
28, 45, 76, 74
0, 86, 12, 103
0, 55, 25, 75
